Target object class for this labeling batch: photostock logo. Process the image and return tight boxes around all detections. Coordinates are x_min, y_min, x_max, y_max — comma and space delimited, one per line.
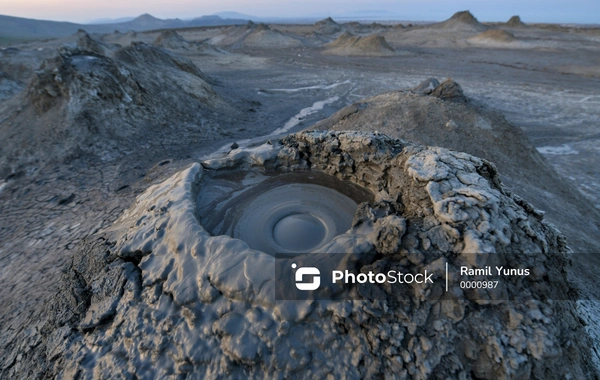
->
292, 263, 320, 290
276, 256, 438, 300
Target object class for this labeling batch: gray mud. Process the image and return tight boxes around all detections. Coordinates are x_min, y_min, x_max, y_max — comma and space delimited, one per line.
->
24, 132, 596, 379
1, 17, 600, 378
196, 170, 372, 255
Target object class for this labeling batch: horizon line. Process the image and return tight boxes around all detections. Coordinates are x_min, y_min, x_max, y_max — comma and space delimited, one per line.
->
1, 11, 598, 27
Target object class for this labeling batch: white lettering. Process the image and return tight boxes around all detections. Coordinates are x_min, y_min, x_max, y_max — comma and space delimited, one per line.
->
387, 271, 397, 283
332, 270, 343, 283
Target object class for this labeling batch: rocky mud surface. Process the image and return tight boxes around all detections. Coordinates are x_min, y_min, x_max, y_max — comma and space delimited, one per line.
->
311, 79, 600, 255
1, 11, 600, 378
0, 31, 240, 177
9, 131, 595, 379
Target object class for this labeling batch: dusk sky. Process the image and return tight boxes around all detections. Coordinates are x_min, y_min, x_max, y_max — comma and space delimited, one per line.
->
1, 0, 598, 24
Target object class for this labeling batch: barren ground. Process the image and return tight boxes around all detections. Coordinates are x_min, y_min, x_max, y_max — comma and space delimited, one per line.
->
1, 19, 600, 375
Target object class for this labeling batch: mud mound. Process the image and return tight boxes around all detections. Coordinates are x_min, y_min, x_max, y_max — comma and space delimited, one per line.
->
0, 33, 236, 177
241, 25, 303, 49
101, 30, 157, 47
507, 15, 527, 27
309, 31, 330, 44
344, 22, 388, 34
153, 30, 225, 55
153, 29, 190, 49
208, 23, 300, 48
431, 10, 488, 32
447, 10, 482, 25
27, 131, 595, 379
311, 80, 600, 255
255, 23, 270, 32
315, 17, 342, 35
115, 42, 211, 81
208, 25, 255, 47
471, 29, 516, 43
429, 78, 468, 102
370, 22, 387, 29
324, 31, 354, 47
324, 33, 395, 56
343, 21, 368, 33
70, 30, 112, 56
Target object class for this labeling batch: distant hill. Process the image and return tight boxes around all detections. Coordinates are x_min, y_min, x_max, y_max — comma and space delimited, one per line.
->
311, 9, 400, 21
0, 13, 249, 42
212, 12, 316, 24
187, 15, 249, 27
87, 16, 136, 24
0, 15, 83, 40
213, 12, 259, 20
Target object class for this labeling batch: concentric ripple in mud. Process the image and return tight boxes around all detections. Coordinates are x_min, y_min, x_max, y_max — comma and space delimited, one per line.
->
196, 170, 372, 255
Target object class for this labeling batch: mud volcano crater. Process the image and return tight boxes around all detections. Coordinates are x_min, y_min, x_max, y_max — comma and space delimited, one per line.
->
196, 170, 373, 255
38, 131, 594, 379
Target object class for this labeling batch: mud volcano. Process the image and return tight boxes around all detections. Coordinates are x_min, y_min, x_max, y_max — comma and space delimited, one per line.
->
197, 170, 372, 255
36, 131, 595, 379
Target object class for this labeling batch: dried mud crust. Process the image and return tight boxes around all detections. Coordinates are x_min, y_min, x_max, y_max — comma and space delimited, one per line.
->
0, 154, 194, 380
28, 131, 596, 379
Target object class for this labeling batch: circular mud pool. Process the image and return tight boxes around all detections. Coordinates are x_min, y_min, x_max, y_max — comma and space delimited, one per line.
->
196, 170, 373, 255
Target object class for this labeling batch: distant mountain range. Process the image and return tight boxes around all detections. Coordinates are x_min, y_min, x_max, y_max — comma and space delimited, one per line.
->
309, 9, 400, 20
0, 11, 418, 43
87, 16, 137, 24
0, 13, 251, 41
